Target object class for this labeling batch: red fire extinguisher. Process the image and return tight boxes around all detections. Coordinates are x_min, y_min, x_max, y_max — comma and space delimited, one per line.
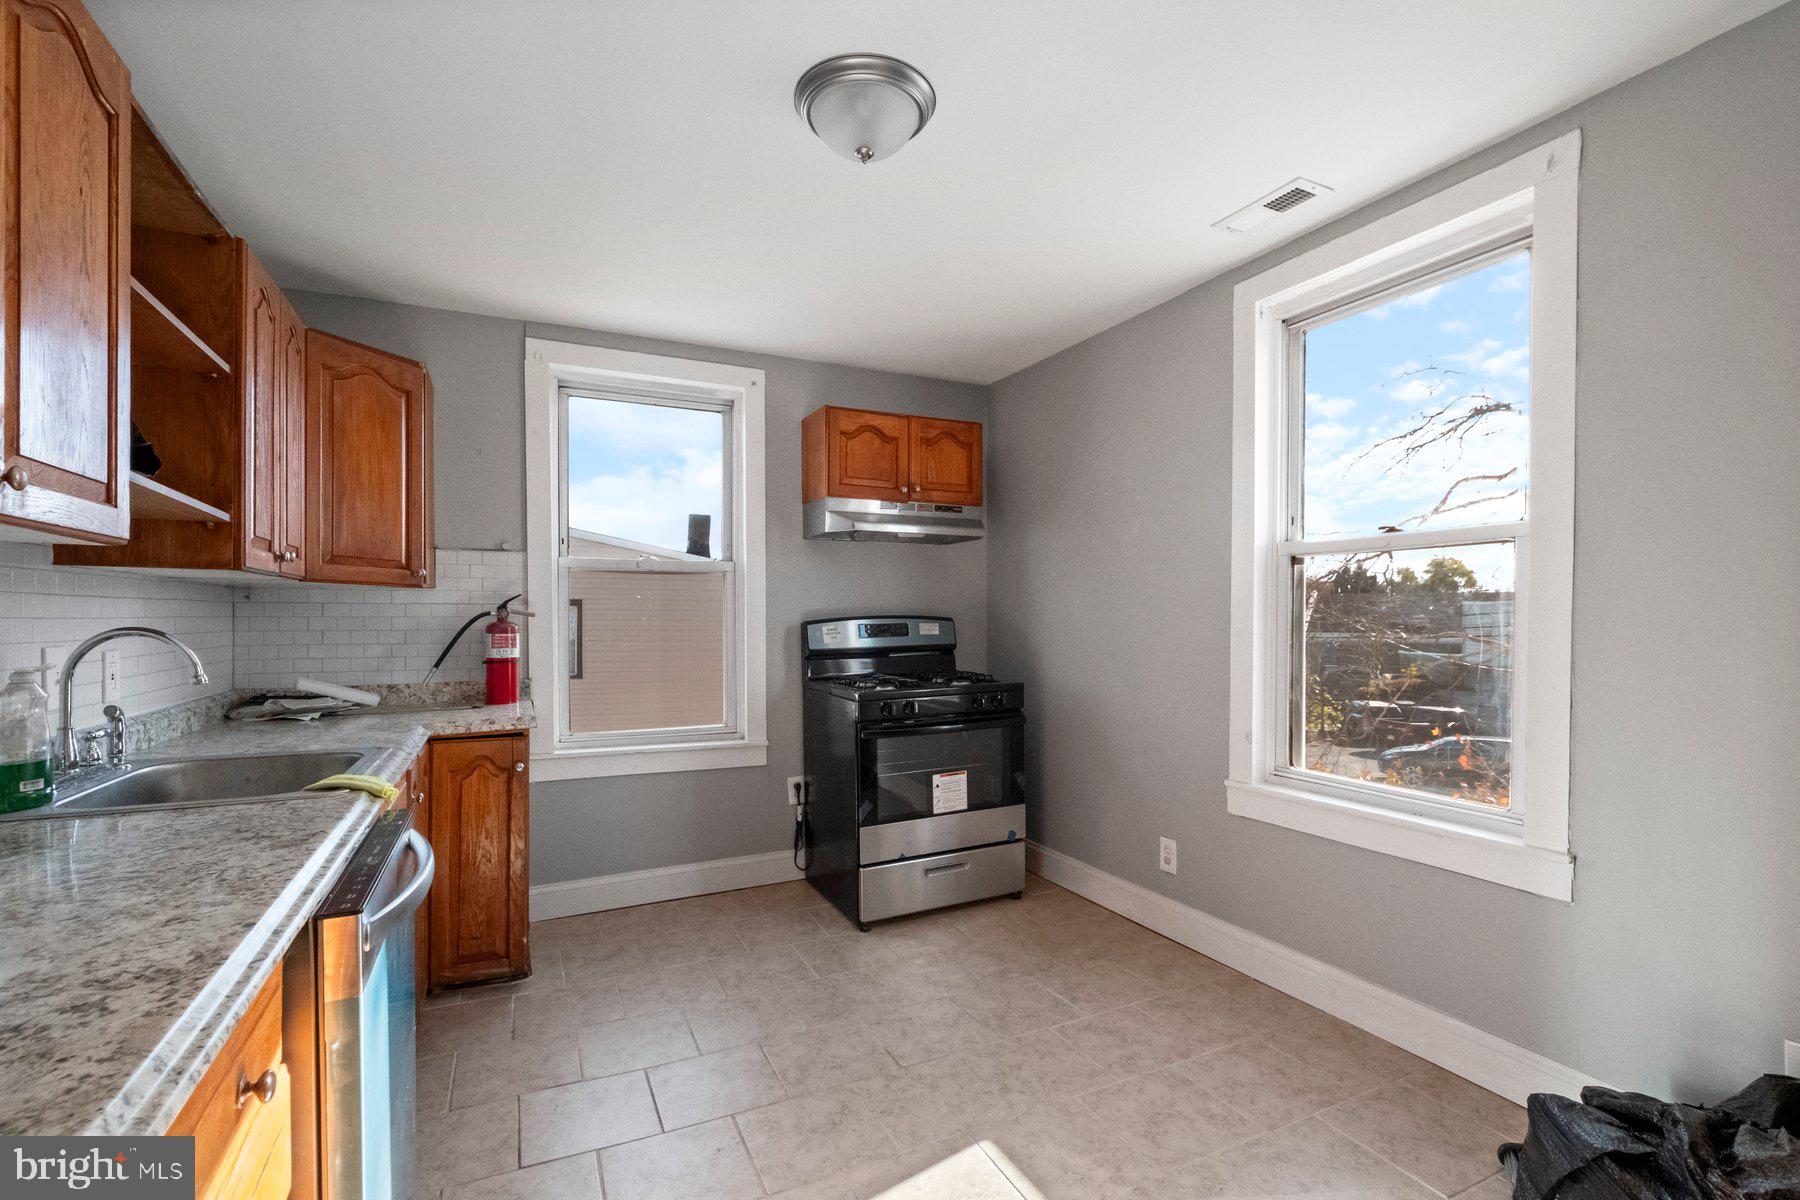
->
484, 599, 530, 705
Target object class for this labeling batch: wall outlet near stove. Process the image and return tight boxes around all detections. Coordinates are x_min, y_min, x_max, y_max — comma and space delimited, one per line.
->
787, 776, 806, 807
1159, 837, 1177, 874
1785, 1039, 1799, 1077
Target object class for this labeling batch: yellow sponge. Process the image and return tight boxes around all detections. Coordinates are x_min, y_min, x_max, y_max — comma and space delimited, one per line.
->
304, 773, 400, 802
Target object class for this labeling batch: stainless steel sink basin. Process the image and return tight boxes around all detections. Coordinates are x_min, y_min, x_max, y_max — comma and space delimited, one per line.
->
7, 749, 376, 819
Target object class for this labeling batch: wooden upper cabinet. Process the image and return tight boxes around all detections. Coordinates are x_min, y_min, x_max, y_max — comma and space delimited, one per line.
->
242, 250, 282, 574
802, 406, 984, 506
244, 248, 306, 577
305, 329, 434, 587
802, 406, 908, 502
909, 417, 983, 505
0, 0, 130, 543
427, 734, 529, 987
276, 291, 305, 576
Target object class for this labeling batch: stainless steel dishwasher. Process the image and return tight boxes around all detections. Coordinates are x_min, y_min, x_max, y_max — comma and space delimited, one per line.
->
286, 809, 435, 1200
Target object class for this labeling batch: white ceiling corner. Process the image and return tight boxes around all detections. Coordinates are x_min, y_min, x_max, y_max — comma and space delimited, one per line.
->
88, 0, 1781, 384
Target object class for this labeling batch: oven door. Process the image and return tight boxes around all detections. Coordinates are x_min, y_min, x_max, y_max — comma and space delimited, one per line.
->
857, 714, 1025, 865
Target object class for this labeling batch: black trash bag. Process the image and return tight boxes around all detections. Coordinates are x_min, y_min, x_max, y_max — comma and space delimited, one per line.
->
1501, 1075, 1800, 1200
1719, 1077, 1800, 1139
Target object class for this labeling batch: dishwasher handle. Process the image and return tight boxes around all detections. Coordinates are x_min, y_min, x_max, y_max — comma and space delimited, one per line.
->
362, 829, 435, 953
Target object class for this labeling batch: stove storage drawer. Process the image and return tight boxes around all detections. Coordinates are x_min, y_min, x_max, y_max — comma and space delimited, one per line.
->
859, 803, 1025, 866
859, 840, 1024, 923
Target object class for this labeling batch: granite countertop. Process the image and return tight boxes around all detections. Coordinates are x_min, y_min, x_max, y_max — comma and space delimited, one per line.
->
0, 695, 534, 1137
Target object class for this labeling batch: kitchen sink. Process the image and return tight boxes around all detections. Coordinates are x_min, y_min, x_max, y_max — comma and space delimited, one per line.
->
6, 749, 376, 819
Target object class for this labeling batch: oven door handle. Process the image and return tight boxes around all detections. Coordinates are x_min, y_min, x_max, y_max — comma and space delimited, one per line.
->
362, 829, 435, 953
859, 713, 1024, 737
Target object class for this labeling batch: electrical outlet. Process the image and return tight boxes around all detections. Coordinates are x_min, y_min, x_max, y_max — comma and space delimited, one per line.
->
1786, 1040, 1799, 1077
102, 650, 123, 705
787, 776, 806, 807
1159, 837, 1177, 874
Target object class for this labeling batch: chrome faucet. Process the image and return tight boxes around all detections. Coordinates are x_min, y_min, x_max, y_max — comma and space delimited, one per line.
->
57, 627, 208, 770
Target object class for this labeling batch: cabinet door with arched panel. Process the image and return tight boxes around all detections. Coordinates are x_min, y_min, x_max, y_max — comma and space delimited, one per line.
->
804, 406, 909, 502
0, 0, 131, 543
426, 733, 529, 986
908, 417, 982, 505
305, 328, 432, 586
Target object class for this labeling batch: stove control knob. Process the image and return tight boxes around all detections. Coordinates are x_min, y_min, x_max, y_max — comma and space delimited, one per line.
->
972, 694, 987, 710
902, 700, 918, 716
879, 701, 895, 717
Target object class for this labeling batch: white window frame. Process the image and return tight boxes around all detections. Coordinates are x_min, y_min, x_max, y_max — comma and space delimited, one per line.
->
525, 338, 767, 779
1227, 132, 1579, 901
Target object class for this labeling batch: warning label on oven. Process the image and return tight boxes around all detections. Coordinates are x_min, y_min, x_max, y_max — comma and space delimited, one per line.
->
932, 770, 969, 814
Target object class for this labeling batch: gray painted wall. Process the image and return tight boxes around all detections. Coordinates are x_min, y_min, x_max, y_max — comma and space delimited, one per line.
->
986, 3, 1800, 1102
289, 293, 990, 884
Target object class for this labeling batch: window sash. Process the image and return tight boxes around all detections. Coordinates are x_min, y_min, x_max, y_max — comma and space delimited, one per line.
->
558, 385, 736, 563
555, 558, 740, 749
555, 384, 741, 751
1270, 251, 1532, 829
1275, 537, 1522, 826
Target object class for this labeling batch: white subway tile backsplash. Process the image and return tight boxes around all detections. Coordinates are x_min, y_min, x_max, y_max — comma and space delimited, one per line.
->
0, 546, 235, 731
231, 549, 525, 691
0, 547, 525, 727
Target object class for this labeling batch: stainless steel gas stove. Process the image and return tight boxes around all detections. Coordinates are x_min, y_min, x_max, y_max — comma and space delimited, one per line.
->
800, 616, 1026, 930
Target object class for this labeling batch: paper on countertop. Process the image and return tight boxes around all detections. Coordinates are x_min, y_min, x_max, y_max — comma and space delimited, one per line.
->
297, 677, 381, 707
228, 696, 358, 722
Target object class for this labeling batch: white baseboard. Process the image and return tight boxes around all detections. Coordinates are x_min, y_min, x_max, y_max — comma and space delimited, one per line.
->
1026, 841, 1607, 1106
530, 849, 805, 922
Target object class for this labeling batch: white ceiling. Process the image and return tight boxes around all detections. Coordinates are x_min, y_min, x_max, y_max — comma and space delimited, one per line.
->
90, 0, 1777, 384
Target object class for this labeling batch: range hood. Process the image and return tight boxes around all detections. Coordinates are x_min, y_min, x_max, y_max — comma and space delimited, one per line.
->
803, 497, 984, 543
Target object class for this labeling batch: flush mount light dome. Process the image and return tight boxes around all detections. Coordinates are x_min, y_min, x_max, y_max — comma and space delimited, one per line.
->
794, 53, 935, 164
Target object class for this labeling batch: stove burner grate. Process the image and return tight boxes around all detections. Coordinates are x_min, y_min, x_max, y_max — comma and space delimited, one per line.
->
839, 669, 997, 691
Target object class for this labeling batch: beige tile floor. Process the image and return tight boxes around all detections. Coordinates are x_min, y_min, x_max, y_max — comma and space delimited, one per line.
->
415, 873, 1525, 1200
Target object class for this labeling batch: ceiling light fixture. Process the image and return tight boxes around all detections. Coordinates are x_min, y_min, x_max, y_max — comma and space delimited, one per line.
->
794, 53, 935, 165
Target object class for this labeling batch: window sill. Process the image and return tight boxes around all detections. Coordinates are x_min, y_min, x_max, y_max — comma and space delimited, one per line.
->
1225, 777, 1572, 901
531, 739, 769, 780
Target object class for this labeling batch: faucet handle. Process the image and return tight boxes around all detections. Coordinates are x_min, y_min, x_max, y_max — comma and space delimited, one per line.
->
78, 729, 106, 766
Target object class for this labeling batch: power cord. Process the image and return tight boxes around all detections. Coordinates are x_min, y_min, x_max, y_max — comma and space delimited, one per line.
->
792, 787, 810, 872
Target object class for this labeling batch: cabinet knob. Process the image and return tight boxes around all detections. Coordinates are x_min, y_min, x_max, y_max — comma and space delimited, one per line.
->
1, 464, 27, 491
414, 569, 427, 579
899, 485, 909, 494
514, 761, 525, 773
237, 1068, 278, 1108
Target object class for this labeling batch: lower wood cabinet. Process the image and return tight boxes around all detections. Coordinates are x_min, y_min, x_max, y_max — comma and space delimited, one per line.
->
166, 965, 290, 1200
425, 732, 529, 987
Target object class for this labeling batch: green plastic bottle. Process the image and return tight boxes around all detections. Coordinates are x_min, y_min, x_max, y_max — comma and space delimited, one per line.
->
0, 666, 55, 813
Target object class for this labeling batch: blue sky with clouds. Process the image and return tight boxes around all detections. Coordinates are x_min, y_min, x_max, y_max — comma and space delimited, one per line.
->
1301, 251, 1530, 588
566, 396, 725, 558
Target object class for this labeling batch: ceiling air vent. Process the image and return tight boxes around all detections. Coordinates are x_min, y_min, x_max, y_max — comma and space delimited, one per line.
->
1213, 177, 1334, 234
